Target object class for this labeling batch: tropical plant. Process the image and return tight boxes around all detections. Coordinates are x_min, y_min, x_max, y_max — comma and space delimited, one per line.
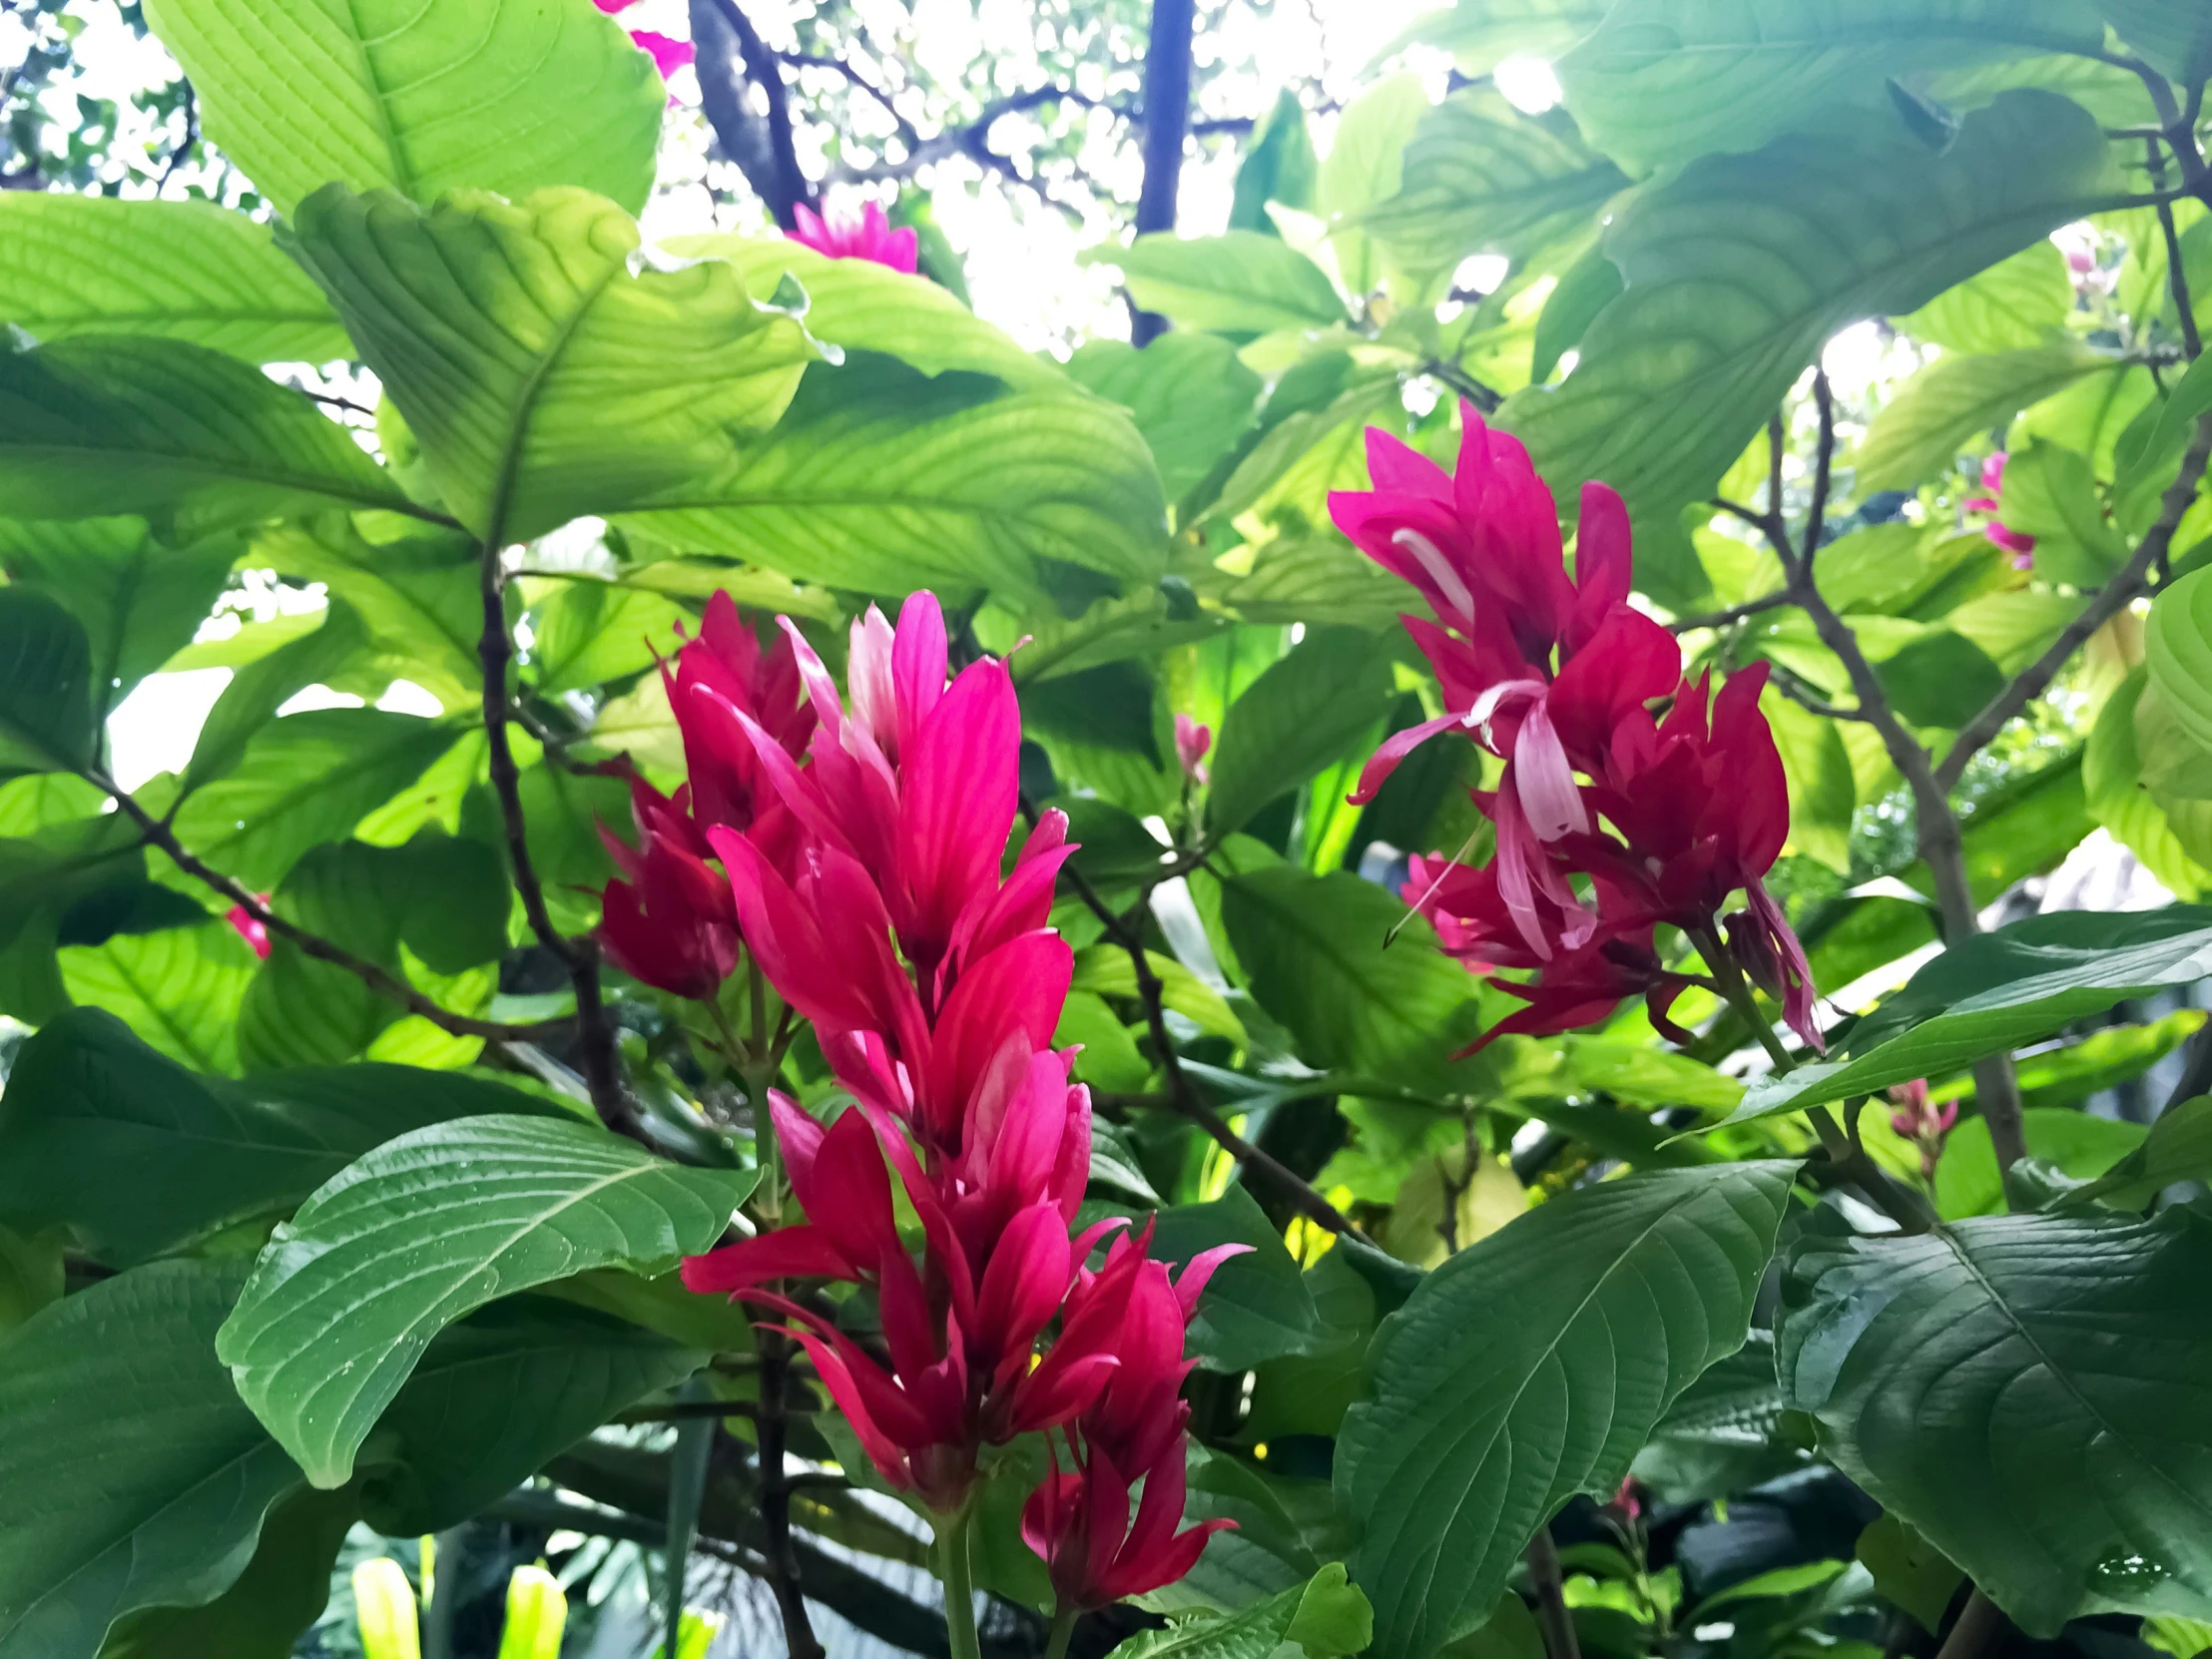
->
2, 4, 2212, 1659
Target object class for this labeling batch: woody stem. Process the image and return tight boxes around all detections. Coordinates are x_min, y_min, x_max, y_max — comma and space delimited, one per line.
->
936, 1509, 982, 1659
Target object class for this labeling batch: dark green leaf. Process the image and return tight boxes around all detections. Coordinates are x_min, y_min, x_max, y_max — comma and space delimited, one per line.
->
2062, 1094, 2212, 1211
1628, 1332, 1805, 1503
0, 1259, 305, 1659
180, 603, 370, 792
0, 1006, 563, 1264
1221, 865, 1485, 1088
1208, 629, 1397, 838
1115, 1565, 1372, 1659
217, 1114, 755, 1486
1870, 629, 2007, 729
59, 923, 258, 1074
256, 519, 480, 709
1778, 1205, 2212, 1634
0, 590, 95, 775
141, 0, 667, 217
0, 336, 415, 528
1855, 1514, 1963, 1637
1152, 1186, 1339, 1371
1066, 334, 1264, 502
1932, 1107, 2144, 1220
1339, 1162, 1796, 1659
1500, 93, 2119, 548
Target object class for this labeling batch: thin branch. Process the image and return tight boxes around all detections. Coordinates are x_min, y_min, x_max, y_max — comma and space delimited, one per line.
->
829, 84, 1120, 187
1933, 1590, 2012, 1659
2149, 138, 2205, 362
1802, 370, 1837, 560
1525, 1529, 1583, 1659
1423, 357, 1504, 413
1934, 411, 2212, 792
1049, 835, 1365, 1240
477, 541, 640, 1140
100, 780, 554, 1043
777, 48, 918, 150
755, 1335, 827, 1659
1668, 587, 1793, 635
155, 80, 196, 191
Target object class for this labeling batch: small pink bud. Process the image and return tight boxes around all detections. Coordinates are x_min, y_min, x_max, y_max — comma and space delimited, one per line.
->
226, 901, 273, 961
2066, 249, 2095, 275
1174, 714, 1211, 785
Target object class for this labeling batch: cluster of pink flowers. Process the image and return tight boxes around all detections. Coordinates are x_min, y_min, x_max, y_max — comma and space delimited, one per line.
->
1331, 405, 1821, 1054
617, 594, 1233, 1603
1964, 451, 2035, 569
1887, 1078, 1956, 1179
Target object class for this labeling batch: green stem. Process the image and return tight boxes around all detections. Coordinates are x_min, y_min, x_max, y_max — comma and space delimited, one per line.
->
937, 1510, 982, 1659
1045, 1605, 1079, 1659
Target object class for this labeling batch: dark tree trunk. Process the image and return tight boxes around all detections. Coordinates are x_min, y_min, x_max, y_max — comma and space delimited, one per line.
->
1131, 0, 1195, 344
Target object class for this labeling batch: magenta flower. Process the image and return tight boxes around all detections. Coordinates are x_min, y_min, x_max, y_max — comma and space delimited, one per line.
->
789, 201, 920, 275
225, 901, 272, 960
1964, 452, 2034, 570
1174, 714, 1211, 784
629, 28, 694, 78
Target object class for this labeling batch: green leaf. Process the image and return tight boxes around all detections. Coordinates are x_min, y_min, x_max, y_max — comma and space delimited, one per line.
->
2096, 0, 2212, 81
1318, 74, 1429, 296
0, 518, 237, 724
1499, 93, 2119, 540
1894, 241, 2075, 354
1066, 334, 1264, 503
0, 589, 96, 775
1083, 233, 1348, 334
1152, 1187, 1339, 1371
59, 923, 259, 1074
141, 0, 666, 218
1221, 865, 1485, 1088
94, 1483, 359, 1659
172, 709, 463, 888
1990, 440, 2127, 585
1362, 89, 1626, 278
1932, 1107, 2145, 1219
1555, 0, 2104, 175
619, 353, 1167, 597
0, 1006, 562, 1265
2062, 1094, 2212, 1211
673, 234, 1067, 392
1529, 244, 1623, 386
256, 519, 480, 710
1855, 344, 2117, 491
0, 1222, 62, 1335
1379, 0, 1607, 76
1338, 1162, 1796, 1659
179, 603, 371, 793
1855, 1515, 1963, 1637
216, 1114, 755, 1486
287, 188, 817, 545
1231, 91, 1320, 233
1628, 1332, 1804, 1503
2149, 564, 2212, 766
0, 336, 416, 527
1869, 628, 2007, 728
0, 196, 346, 363
1725, 908, 2212, 1123
527, 579, 687, 696
359, 1297, 702, 1534
1208, 629, 1397, 837
0, 1259, 307, 1659
1113, 1566, 1373, 1659
1778, 1206, 2212, 1635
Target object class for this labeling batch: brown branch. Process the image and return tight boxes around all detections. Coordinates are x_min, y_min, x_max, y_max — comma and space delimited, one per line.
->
1669, 586, 1793, 635
1934, 411, 2212, 793
1525, 1529, 1582, 1659
696, 0, 813, 227
1130, 0, 1196, 345
828, 84, 1119, 189
101, 782, 555, 1043
755, 1334, 827, 1659
1048, 833, 1365, 1240
777, 48, 918, 151
478, 540, 640, 1140
2149, 138, 2206, 362
1934, 1590, 2011, 1659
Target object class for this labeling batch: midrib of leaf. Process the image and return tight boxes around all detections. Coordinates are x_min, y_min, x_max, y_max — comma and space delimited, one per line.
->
479, 261, 624, 551
338, 0, 417, 203
1621, 20, 2100, 61
7, 441, 451, 527
1374, 1188, 1696, 1621
103, 939, 226, 1071
1938, 1226, 2212, 1527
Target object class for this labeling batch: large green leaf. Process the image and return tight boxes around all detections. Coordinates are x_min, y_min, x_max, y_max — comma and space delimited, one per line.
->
1556, 0, 2104, 174
1499, 93, 2118, 545
141, 0, 666, 218
255, 519, 480, 709
59, 923, 259, 1075
0, 518, 237, 724
178, 603, 371, 794
93, 1484, 358, 1659
1362, 89, 1625, 278
1066, 334, 1264, 503
1779, 1207, 2212, 1635
1208, 628, 1397, 837
1083, 233, 1349, 334
0, 1007, 560, 1265
287, 188, 817, 545
1894, 241, 2075, 354
170, 709, 463, 888
1931, 1107, 2145, 1220
1724, 908, 2212, 1124
359, 1296, 702, 1534
2147, 567, 2212, 757
216, 1114, 755, 1486
1339, 1162, 1796, 1659
1151, 1187, 1339, 1372
0, 1259, 306, 1659
1318, 75, 1429, 296
0, 336, 417, 527
673, 233, 1066, 392
1855, 343, 2118, 491
1382, 0, 1608, 75
2097, 0, 2212, 81
0, 589, 96, 776
0, 197, 346, 363
618, 353, 1168, 597
1220, 865, 1487, 1090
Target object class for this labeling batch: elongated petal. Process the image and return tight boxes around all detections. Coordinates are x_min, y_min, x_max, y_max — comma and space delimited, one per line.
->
680, 1226, 853, 1292
1509, 705, 1590, 841
898, 659, 1020, 962
893, 590, 948, 741
1349, 711, 1465, 806
974, 1203, 1074, 1382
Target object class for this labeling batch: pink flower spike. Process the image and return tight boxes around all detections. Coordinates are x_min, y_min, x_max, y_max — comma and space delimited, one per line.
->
789, 199, 921, 273
1174, 714, 1211, 784
226, 901, 272, 960
630, 29, 693, 78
